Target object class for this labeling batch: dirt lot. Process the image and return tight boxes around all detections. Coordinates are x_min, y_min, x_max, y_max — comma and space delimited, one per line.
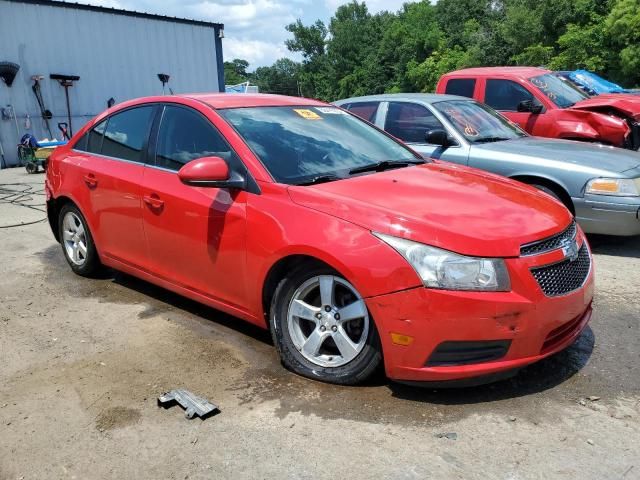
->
1, 167, 639, 479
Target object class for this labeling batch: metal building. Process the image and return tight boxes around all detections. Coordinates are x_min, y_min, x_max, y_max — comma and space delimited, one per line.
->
0, 0, 224, 167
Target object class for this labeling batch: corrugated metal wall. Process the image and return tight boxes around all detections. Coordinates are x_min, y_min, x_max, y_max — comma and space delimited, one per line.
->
0, 0, 224, 167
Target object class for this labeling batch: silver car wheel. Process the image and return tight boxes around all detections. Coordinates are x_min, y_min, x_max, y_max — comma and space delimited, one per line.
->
62, 211, 88, 266
287, 275, 370, 368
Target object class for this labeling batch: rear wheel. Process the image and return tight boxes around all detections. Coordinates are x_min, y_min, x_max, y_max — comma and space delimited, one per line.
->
269, 266, 382, 385
58, 204, 101, 276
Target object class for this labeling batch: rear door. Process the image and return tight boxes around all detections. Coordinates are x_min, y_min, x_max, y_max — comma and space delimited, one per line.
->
141, 104, 248, 308
73, 105, 155, 269
382, 101, 469, 164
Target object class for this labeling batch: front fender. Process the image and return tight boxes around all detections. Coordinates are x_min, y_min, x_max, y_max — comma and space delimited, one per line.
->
245, 183, 421, 320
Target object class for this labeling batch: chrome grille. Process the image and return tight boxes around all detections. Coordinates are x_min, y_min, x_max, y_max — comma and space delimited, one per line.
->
530, 245, 591, 297
520, 222, 577, 256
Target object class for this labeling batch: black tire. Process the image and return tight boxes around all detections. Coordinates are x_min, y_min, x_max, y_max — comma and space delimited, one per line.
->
530, 183, 574, 213
269, 265, 382, 385
531, 183, 561, 201
25, 162, 38, 174
58, 203, 101, 276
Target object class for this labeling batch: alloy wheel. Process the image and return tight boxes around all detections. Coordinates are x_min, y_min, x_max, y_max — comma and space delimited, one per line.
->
287, 275, 370, 368
62, 211, 88, 266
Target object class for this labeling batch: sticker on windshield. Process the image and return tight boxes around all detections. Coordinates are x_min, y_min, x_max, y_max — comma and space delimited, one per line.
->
315, 107, 346, 115
294, 109, 323, 120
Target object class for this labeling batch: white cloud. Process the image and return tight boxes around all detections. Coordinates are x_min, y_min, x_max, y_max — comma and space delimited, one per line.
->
324, 0, 412, 14
55, 0, 416, 68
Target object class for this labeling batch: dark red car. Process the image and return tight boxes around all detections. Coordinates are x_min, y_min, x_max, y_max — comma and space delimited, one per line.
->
437, 67, 640, 150
45, 94, 594, 385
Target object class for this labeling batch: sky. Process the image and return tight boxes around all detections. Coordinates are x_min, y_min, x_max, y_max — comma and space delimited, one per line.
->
57, 0, 415, 69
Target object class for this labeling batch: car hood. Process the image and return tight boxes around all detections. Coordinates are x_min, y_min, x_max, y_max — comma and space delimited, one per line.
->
287, 162, 572, 258
572, 96, 640, 120
473, 137, 640, 174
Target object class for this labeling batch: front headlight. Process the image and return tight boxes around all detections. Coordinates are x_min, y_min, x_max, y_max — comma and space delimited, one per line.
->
374, 233, 511, 291
585, 177, 639, 197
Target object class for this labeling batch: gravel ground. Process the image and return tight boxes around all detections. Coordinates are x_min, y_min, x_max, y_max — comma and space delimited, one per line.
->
0, 167, 639, 480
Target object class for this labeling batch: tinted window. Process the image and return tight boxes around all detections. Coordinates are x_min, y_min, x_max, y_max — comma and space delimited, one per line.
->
445, 78, 476, 98
101, 107, 153, 162
529, 73, 588, 108
485, 79, 533, 111
219, 106, 419, 185
384, 102, 444, 143
156, 105, 235, 171
345, 102, 379, 122
433, 100, 526, 143
74, 119, 106, 153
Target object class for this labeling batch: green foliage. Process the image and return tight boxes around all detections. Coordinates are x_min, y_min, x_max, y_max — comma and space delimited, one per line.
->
227, 0, 639, 100
605, 0, 640, 85
223, 59, 250, 85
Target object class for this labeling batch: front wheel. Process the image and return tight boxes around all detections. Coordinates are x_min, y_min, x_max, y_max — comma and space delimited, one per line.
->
270, 266, 382, 385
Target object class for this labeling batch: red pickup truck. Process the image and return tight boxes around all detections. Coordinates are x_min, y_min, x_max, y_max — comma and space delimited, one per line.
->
436, 67, 640, 150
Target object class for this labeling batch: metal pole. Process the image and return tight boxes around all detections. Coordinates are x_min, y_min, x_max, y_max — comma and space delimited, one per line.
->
0, 136, 6, 169
64, 84, 73, 137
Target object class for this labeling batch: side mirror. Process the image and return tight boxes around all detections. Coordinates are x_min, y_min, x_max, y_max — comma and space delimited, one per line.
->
178, 156, 245, 189
425, 129, 450, 147
517, 100, 543, 114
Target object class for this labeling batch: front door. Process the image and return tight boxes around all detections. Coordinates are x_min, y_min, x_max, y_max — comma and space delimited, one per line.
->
141, 104, 248, 309
383, 101, 469, 164
483, 78, 545, 134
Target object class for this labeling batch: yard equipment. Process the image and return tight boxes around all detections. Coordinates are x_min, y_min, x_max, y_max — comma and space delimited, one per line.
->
18, 134, 65, 173
31, 75, 54, 138
50, 73, 80, 137
158, 73, 173, 95
57, 122, 70, 141
0, 62, 20, 87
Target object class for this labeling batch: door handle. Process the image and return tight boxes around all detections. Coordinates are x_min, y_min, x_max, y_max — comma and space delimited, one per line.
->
83, 173, 97, 188
143, 194, 164, 209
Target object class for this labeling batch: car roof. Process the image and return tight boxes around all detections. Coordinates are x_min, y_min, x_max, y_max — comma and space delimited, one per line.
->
443, 66, 551, 78
182, 93, 327, 109
334, 93, 471, 105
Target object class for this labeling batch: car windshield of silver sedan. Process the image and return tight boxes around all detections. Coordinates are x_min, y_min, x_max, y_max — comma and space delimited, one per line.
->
433, 100, 526, 144
530, 73, 588, 108
218, 106, 423, 185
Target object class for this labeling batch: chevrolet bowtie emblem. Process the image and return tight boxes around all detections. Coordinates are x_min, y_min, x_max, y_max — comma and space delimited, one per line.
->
561, 238, 579, 261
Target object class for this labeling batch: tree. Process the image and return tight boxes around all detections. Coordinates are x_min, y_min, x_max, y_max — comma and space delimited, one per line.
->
223, 59, 250, 86
605, 0, 640, 85
253, 58, 301, 95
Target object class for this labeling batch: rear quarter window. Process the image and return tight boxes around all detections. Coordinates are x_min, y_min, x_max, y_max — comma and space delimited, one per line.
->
344, 102, 379, 122
444, 78, 476, 98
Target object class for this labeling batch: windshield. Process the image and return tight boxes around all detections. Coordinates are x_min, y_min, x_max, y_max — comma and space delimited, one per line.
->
432, 100, 526, 143
219, 106, 420, 185
530, 73, 588, 108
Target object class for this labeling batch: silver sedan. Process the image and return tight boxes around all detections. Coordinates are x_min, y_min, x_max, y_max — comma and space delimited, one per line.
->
334, 93, 640, 236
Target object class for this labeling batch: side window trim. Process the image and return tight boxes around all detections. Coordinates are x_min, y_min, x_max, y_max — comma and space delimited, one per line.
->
147, 102, 261, 194
150, 103, 239, 172
485, 78, 536, 112
384, 101, 448, 145
74, 105, 158, 165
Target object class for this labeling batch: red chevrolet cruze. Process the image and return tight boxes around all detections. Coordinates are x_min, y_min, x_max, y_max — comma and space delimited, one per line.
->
45, 94, 594, 386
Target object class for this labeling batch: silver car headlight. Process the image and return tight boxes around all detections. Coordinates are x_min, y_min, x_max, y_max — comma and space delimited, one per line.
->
585, 177, 639, 197
374, 232, 511, 291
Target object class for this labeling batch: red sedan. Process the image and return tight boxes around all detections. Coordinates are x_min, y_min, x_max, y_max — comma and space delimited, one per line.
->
45, 94, 594, 385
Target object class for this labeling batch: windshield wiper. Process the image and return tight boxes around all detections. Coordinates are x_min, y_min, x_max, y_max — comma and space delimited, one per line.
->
294, 174, 344, 186
473, 136, 511, 143
348, 159, 424, 175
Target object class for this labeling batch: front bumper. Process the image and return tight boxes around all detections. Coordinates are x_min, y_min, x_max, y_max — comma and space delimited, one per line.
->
366, 237, 595, 383
574, 195, 640, 236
